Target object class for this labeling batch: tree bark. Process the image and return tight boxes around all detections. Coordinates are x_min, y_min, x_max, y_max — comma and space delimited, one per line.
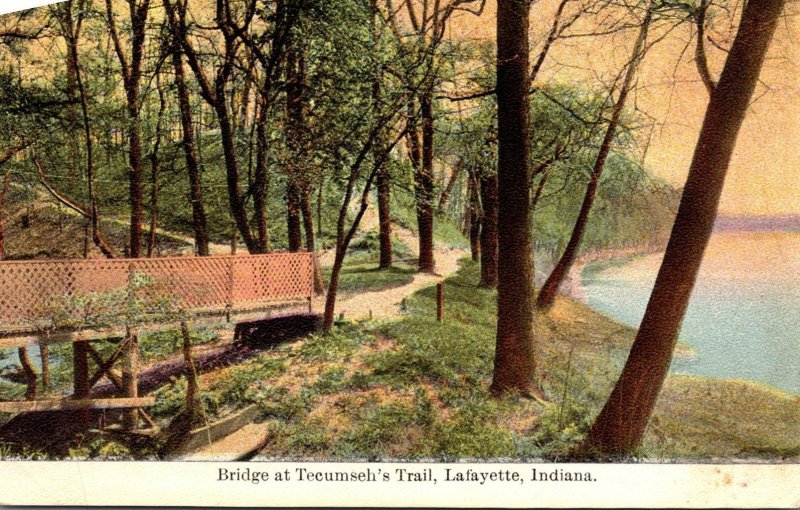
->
583, 0, 784, 456
491, 0, 536, 396
147, 74, 167, 257
416, 89, 436, 272
106, 0, 150, 258
169, 19, 210, 256
467, 170, 481, 262
59, 1, 115, 258
0, 171, 9, 260
377, 166, 393, 269
536, 4, 653, 311
479, 170, 498, 288
18, 347, 37, 400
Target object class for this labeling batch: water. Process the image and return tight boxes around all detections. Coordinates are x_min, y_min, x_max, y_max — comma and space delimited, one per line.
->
580, 231, 800, 394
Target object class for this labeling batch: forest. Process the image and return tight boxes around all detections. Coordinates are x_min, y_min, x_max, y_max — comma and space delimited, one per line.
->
0, 0, 796, 462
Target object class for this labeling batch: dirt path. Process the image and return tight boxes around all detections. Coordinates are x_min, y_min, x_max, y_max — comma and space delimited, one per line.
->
315, 207, 469, 321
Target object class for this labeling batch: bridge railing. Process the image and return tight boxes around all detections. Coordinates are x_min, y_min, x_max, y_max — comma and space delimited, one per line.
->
0, 252, 315, 340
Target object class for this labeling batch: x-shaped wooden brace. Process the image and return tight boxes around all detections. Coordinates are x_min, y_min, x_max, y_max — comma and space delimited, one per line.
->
85, 337, 156, 429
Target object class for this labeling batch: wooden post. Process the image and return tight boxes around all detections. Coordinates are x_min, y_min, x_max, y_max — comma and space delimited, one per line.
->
123, 261, 139, 430
73, 341, 90, 424
39, 342, 51, 392
122, 329, 139, 431
436, 282, 444, 322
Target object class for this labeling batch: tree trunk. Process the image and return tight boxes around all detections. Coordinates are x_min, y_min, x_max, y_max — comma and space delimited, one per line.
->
253, 95, 271, 253
416, 89, 436, 272
479, 170, 498, 288
438, 160, 462, 212
38, 343, 51, 392
371, 0, 392, 270
286, 34, 307, 254
170, 29, 210, 256
491, 0, 536, 396
61, 3, 115, 259
18, 347, 37, 400
583, 0, 784, 456
377, 167, 393, 268
287, 181, 303, 252
0, 171, 9, 260
147, 74, 166, 258
301, 188, 325, 294
467, 171, 481, 262
106, 0, 150, 259
536, 4, 654, 311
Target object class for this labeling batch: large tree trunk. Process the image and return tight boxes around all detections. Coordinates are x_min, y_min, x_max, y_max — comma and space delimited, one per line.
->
583, 0, 784, 456
416, 89, 436, 273
491, 0, 536, 396
479, 170, 498, 288
170, 29, 210, 256
536, 4, 653, 311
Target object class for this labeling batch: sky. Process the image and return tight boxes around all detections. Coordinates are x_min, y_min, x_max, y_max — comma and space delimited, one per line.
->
2, 0, 797, 216
449, 1, 800, 217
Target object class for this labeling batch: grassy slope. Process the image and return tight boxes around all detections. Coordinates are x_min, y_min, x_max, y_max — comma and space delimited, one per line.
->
210, 260, 798, 461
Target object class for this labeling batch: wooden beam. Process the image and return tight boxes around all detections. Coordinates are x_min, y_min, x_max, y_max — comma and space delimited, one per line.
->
0, 397, 155, 413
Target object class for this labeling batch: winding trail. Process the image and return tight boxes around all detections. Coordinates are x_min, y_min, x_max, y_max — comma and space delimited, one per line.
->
315, 206, 469, 321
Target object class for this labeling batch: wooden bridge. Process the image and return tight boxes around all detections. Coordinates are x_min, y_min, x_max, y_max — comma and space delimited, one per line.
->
0, 253, 315, 424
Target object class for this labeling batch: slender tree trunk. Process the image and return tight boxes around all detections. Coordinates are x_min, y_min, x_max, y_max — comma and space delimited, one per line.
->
38, 344, 51, 391
217, 102, 257, 252
371, 0, 392, 269
583, 0, 784, 456
530, 167, 550, 211
62, 3, 115, 259
467, 171, 481, 262
147, 74, 167, 257
416, 89, 436, 272
479, 170, 498, 288
377, 167, 393, 268
536, 4, 654, 311
0, 171, 9, 260
170, 31, 210, 256
438, 160, 462, 212
253, 96, 270, 252
286, 35, 307, 254
106, 0, 150, 259
287, 182, 303, 251
491, 0, 536, 396
301, 188, 325, 294
18, 347, 37, 400
180, 321, 201, 414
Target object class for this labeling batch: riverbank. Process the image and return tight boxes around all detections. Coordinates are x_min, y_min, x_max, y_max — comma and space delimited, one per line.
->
2, 260, 796, 461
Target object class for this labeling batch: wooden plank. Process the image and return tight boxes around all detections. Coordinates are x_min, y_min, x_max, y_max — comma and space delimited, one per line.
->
180, 423, 269, 461
166, 404, 260, 458
0, 397, 155, 413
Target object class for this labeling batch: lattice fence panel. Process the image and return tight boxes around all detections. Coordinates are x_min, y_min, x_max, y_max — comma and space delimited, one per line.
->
0, 253, 314, 334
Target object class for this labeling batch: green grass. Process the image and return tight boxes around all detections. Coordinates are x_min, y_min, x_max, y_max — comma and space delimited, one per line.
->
9, 260, 796, 461
322, 263, 415, 295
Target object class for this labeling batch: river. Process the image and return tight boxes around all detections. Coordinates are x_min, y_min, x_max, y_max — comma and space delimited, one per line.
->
579, 231, 800, 394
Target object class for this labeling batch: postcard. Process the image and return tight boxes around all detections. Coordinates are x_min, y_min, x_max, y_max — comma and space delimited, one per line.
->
0, 0, 797, 507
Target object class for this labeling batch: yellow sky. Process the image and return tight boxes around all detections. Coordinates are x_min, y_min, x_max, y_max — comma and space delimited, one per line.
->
449, 2, 800, 216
